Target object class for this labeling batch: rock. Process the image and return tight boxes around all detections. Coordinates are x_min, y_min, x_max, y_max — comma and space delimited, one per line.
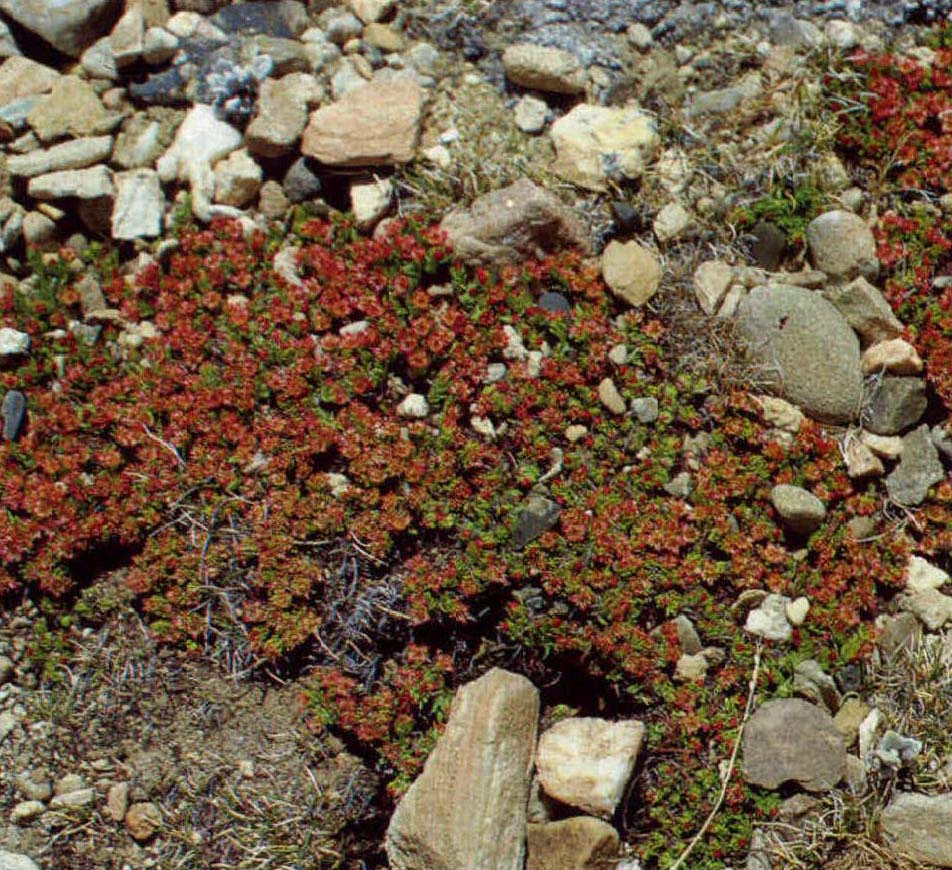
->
861, 338, 922, 375
512, 494, 561, 548
675, 652, 708, 681
49, 788, 94, 809
156, 104, 242, 221
112, 169, 163, 239
806, 210, 879, 280
111, 108, 181, 170
1, 389, 23, 440
106, 781, 129, 822
386, 669, 539, 870
21, 210, 54, 247
933, 423, 952, 462
0, 653, 10, 683
502, 43, 587, 94
351, 177, 392, 228
846, 439, 884, 478
735, 284, 862, 424
109, 2, 145, 66
886, 425, 945, 506
0, 326, 27, 356
363, 22, 405, 52
535, 717, 644, 818
906, 555, 949, 592
653, 202, 693, 243
81, 36, 117, 79
663, 471, 693, 498
631, 396, 659, 424
282, 156, 322, 203
861, 431, 904, 459
882, 792, 952, 867
526, 817, 619, 870
27, 76, 118, 142
865, 377, 928, 435
213, 149, 262, 208
834, 697, 870, 746
8, 136, 112, 177
28, 165, 113, 200
793, 659, 841, 714
125, 801, 162, 841
755, 395, 804, 433
440, 178, 588, 267
685, 71, 762, 118
0, 0, 120, 57
598, 378, 626, 415
693, 260, 733, 314
745, 593, 793, 642
601, 240, 661, 308
0, 57, 58, 107
142, 26, 178, 64
244, 73, 315, 158
10, 800, 45, 823
785, 596, 810, 627
900, 588, 952, 631
347, 0, 394, 24
550, 103, 659, 191
0, 851, 40, 870
396, 393, 428, 418
742, 698, 846, 791
876, 612, 921, 660
301, 77, 423, 166
771, 484, 826, 535
749, 220, 786, 270
258, 180, 289, 219
540, 291, 571, 313
822, 277, 903, 346
565, 424, 587, 442
514, 95, 548, 133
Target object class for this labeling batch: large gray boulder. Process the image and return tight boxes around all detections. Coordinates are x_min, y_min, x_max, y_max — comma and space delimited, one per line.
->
385, 668, 540, 870
882, 792, 952, 866
742, 698, 846, 792
806, 209, 879, 280
0, 0, 122, 57
735, 284, 862, 423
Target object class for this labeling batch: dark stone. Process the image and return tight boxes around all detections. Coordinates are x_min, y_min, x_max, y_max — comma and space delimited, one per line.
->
886, 424, 945, 506
1, 389, 25, 441
610, 200, 641, 233
512, 494, 561, 548
865, 377, 928, 435
211, 0, 309, 38
539, 291, 570, 313
834, 664, 863, 694
749, 220, 786, 270
283, 157, 322, 203
129, 67, 188, 105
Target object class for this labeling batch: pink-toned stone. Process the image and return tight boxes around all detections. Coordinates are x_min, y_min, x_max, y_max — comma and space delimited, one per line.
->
861, 338, 923, 375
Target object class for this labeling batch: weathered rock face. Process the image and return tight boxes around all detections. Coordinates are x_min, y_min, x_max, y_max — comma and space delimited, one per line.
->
886, 425, 945, 506
385, 668, 540, 870
735, 284, 862, 423
301, 76, 423, 166
742, 698, 846, 792
535, 717, 644, 818
440, 178, 589, 267
0, 0, 122, 57
882, 792, 952, 867
806, 209, 879, 280
526, 817, 620, 870
865, 377, 928, 435
550, 103, 660, 191
823, 277, 903, 346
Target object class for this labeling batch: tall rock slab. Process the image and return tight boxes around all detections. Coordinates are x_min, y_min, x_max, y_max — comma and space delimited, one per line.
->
385, 668, 540, 870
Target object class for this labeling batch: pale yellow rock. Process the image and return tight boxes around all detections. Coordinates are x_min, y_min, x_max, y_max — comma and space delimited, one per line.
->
845, 439, 884, 479
693, 260, 733, 315
754, 395, 804, 433
860, 430, 904, 459
861, 338, 923, 375
598, 378, 626, 415
601, 240, 661, 307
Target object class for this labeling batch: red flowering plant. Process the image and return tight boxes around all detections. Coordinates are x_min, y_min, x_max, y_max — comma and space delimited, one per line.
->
0, 211, 921, 866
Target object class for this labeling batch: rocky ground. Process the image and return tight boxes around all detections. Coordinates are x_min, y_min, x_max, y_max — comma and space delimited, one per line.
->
4, 0, 952, 869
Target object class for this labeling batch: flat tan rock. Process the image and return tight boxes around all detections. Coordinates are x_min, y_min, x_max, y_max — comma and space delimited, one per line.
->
301, 77, 423, 167
601, 240, 661, 307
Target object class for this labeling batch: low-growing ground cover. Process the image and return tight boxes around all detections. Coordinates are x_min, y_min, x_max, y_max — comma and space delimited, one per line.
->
6, 26, 952, 870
